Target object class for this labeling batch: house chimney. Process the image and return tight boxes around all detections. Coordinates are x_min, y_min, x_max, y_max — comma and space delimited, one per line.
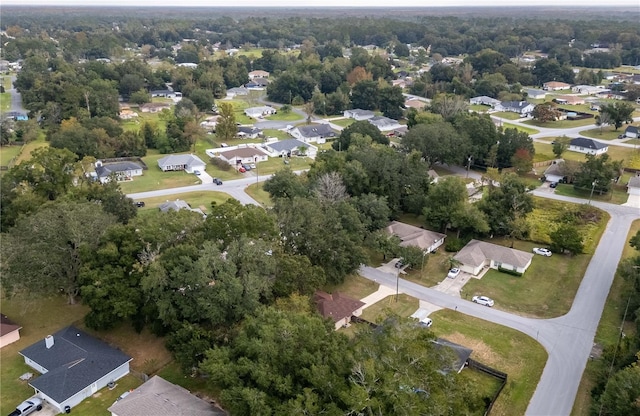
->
45, 335, 54, 349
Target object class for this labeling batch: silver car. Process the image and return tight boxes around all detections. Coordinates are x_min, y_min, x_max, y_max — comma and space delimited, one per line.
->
472, 296, 494, 307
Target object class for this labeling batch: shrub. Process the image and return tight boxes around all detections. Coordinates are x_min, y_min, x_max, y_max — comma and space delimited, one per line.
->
210, 157, 232, 171
445, 237, 465, 252
498, 266, 523, 277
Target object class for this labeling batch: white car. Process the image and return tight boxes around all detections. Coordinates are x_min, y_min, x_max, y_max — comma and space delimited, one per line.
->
472, 296, 494, 307
533, 247, 552, 257
447, 268, 460, 279
9, 398, 43, 416
193, 170, 202, 176
419, 318, 433, 328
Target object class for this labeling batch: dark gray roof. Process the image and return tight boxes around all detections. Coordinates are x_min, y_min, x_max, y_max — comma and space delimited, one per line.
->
501, 101, 532, 111
266, 139, 309, 153
626, 126, 639, 134
95, 161, 142, 178
20, 326, 131, 403
432, 338, 473, 374
294, 124, 336, 138
237, 126, 262, 135
570, 137, 608, 150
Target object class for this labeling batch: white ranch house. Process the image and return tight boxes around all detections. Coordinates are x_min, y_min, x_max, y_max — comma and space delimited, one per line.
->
157, 154, 206, 173
386, 221, 446, 254
568, 137, 608, 155
453, 240, 534, 276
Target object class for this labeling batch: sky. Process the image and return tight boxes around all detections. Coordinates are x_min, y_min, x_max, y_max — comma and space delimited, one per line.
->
3, 0, 639, 6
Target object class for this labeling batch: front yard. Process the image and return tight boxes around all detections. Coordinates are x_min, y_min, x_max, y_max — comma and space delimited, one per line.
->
463, 198, 609, 318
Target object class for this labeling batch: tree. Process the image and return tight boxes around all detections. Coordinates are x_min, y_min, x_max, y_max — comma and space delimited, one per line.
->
497, 128, 535, 169
188, 88, 215, 113
596, 354, 640, 416
429, 94, 469, 120
216, 102, 236, 141
479, 173, 534, 236
552, 138, 569, 158
573, 153, 622, 195
1, 202, 116, 304
272, 254, 326, 297
346, 66, 372, 85
130, 88, 151, 105
600, 102, 635, 130
402, 121, 471, 167
532, 103, 561, 123
511, 148, 534, 174
263, 168, 309, 200
595, 112, 612, 133
378, 85, 405, 120
423, 176, 468, 232
350, 80, 379, 111
549, 223, 584, 255
313, 171, 348, 203
333, 120, 388, 152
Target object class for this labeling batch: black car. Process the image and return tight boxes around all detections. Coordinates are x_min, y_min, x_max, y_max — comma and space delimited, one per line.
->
135, 201, 145, 208
550, 182, 558, 188
242, 164, 252, 171
213, 178, 223, 185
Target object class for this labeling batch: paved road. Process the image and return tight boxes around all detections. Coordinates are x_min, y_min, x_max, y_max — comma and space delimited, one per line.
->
7, 75, 26, 113
359, 195, 639, 416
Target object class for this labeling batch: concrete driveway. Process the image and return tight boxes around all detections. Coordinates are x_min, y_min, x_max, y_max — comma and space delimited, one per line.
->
197, 170, 213, 184
622, 193, 640, 208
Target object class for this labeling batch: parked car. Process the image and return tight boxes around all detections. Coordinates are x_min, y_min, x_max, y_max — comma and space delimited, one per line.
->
9, 398, 43, 416
472, 296, 494, 307
239, 167, 246, 173
220, 143, 229, 147
447, 268, 460, 279
394, 259, 404, 269
213, 178, 223, 185
134, 201, 145, 208
193, 170, 202, 176
250, 163, 256, 169
549, 182, 558, 188
533, 247, 552, 257
242, 164, 251, 171
418, 318, 433, 328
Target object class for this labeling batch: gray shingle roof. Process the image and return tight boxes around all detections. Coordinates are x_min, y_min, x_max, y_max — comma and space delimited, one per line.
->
453, 239, 533, 269
157, 154, 205, 170
386, 221, 446, 251
569, 137, 608, 150
108, 376, 225, 416
19, 326, 131, 404
266, 139, 308, 153
368, 116, 399, 128
95, 161, 142, 178
294, 124, 336, 138
626, 126, 639, 134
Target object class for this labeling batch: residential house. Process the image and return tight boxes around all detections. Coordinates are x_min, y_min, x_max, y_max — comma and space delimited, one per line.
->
392, 126, 409, 137
217, 146, 269, 166
386, 221, 446, 254
453, 239, 534, 276
431, 339, 473, 374
289, 123, 336, 144
313, 291, 365, 330
245, 78, 269, 90
225, 87, 248, 99
568, 137, 608, 155
263, 139, 318, 158
404, 98, 429, 110
367, 116, 402, 132
248, 70, 270, 79
469, 96, 501, 107
244, 106, 276, 119
177, 63, 198, 69
544, 161, 566, 183
157, 154, 206, 173
428, 169, 440, 183
19, 326, 131, 414
140, 102, 171, 113
497, 101, 535, 116
0, 314, 21, 349
237, 126, 263, 139
571, 85, 601, 95
159, 200, 206, 217
108, 375, 225, 416
627, 174, 640, 196
624, 125, 639, 139
391, 79, 407, 88
554, 96, 585, 105
200, 115, 220, 131
94, 160, 144, 184
150, 90, 182, 99
543, 81, 571, 91
525, 89, 546, 99
343, 109, 375, 121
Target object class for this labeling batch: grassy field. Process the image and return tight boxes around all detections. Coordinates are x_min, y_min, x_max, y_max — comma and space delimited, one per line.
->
326, 273, 380, 300
360, 294, 420, 323
553, 182, 629, 205
571, 219, 640, 416
464, 198, 609, 318
469, 104, 491, 112
502, 122, 539, 135
266, 111, 303, 122
244, 182, 273, 207
580, 125, 630, 141
533, 141, 640, 169
523, 117, 597, 129
1, 144, 23, 166
0, 93, 10, 111
118, 152, 204, 194
493, 112, 523, 120
261, 129, 292, 139
330, 118, 355, 128
430, 310, 547, 416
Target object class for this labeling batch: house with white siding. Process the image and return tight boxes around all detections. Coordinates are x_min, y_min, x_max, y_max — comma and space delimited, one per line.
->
568, 137, 608, 155
19, 326, 131, 414
453, 240, 534, 276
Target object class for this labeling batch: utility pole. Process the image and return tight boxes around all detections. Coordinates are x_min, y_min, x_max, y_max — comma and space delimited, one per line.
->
589, 180, 598, 204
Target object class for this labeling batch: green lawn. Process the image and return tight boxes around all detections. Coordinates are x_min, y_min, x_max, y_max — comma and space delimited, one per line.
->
571, 219, 640, 416
502, 122, 539, 135
266, 111, 303, 122
430, 310, 547, 416
68, 375, 143, 416
0, 92, 10, 111
464, 198, 609, 318
14, 138, 49, 165
261, 129, 291, 139
493, 112, 523, 120
360, 294, 420, 323
1, 144, 22, 166
244, 182, 273, 207
325, 273, 380, 300
523, 117, 597, 129
580, 126, 628, 141
469, 104, 491, 112
252, 155, 313, 176
118, 153, 203, 194
553, 183, 629, 205
330, 118, 355, 128
533, 142, 640, 169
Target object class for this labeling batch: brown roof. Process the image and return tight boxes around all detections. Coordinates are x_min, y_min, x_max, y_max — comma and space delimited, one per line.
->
386, 221, 446, 251
219, 147, 268, 159
314, 291, 365, 323
0, 314, 21, 336
454, 239, 533, 269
